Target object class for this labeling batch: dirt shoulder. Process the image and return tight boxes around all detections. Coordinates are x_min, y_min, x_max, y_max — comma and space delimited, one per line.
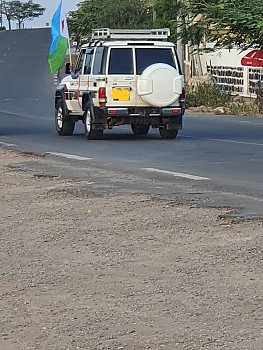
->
0, 148, 262, 350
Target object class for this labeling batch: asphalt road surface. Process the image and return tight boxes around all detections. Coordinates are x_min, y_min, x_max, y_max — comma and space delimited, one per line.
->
0, 29, 263, 218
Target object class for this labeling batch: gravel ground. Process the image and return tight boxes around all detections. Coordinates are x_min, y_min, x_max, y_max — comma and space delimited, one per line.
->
0, 148, 262, 350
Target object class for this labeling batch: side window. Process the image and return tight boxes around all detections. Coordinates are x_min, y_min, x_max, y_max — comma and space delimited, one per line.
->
108, 48, 133, 75
84, 49, 94, 74
74, 49, 86, 73
92, 47, 107, 75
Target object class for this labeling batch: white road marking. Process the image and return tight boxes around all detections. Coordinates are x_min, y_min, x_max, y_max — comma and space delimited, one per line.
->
0, 109, 50, 120
46, 152, 93, 161
181, 135, 263, 147
142, 167, 210, 181
238, 120, 263, 125
0, 141, 17, 147
212, 158, 263, 164
0, 109, 24, 116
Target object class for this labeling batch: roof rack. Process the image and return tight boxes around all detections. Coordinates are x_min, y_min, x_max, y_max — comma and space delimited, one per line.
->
91, 28, 170, 41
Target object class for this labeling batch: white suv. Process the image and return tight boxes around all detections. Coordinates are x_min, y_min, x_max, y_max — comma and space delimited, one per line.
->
55, 28, 185, 140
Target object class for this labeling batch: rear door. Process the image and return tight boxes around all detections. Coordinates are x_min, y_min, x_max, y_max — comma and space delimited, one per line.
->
105, 47, 136, 107
135, 46, 180, 107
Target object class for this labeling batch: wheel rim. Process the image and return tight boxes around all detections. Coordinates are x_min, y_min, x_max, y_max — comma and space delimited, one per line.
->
85, 110, 91, 133
57, 106, 63, 129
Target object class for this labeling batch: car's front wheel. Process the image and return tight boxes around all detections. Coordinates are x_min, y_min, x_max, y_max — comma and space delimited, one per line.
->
131, 124, 150, 136
55, 98, 75, 136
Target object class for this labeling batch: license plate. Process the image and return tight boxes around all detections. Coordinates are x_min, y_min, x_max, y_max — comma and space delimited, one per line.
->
111, 87, 130, 101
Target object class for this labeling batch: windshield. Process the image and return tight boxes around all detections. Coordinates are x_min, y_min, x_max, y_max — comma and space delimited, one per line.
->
135, 48, 176, 75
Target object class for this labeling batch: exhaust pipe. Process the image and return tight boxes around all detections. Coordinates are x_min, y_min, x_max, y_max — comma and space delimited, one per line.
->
107, 117, 113, 129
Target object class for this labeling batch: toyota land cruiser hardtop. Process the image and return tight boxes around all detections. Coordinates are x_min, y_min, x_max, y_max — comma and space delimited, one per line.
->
55, 28, 185, 140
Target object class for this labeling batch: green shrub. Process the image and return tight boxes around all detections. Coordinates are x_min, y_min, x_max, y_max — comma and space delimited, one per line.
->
186, 81, 231, 108
228, 101, 260, 116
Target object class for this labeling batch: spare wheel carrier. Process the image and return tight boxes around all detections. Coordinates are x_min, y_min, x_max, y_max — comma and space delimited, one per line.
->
137, 63, 183, 107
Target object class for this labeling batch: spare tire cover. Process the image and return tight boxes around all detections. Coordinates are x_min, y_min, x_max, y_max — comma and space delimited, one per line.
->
137, 63, 183, 107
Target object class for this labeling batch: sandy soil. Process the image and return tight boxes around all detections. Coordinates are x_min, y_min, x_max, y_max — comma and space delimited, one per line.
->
0, 148, 262, 350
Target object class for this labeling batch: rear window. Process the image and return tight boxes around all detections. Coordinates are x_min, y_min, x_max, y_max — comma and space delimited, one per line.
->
108, 48, 133, 75
136, 48, 176, 75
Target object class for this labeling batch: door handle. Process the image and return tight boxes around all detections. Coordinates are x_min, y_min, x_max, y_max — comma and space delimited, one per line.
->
124, 77, 133, 81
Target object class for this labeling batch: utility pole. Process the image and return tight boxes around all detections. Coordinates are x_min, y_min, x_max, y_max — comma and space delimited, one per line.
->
176, 0, 184, 74
0, 0, 3, 28
176, 24, 184, 73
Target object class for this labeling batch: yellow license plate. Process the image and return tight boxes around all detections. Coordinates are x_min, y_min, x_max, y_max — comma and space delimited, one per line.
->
111, 87, 130, 101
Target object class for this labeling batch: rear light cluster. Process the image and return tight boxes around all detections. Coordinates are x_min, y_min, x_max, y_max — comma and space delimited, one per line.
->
98, 87, 106, 106
179, 87, 186, 108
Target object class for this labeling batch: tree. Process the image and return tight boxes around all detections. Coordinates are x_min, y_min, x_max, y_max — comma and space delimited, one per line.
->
182, 0, 263, 50
68, 0, 152, 42
2, 1, 17, 29
152, 0, 184, 42
2, 0, 45, 29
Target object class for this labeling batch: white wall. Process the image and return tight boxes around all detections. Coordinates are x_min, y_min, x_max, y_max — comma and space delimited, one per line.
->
201, 44, 250, 70
200, 45, 261, 97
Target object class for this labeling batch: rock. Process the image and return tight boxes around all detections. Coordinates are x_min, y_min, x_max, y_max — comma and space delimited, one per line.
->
200, 105, 209, 112
188, 74, 215, 87
213, 106, 231, 115
213, 107, 226, 115
187, 106, 203, 113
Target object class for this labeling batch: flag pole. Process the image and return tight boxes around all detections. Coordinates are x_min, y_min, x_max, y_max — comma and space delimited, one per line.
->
67, 23, 73, 69
64, 3, 72, 70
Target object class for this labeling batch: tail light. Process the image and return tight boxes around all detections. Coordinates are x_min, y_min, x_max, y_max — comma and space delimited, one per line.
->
179, 87, 185, 108
98, 87, 106, 106
172, 109, 181, 114
108, 109, 118, 115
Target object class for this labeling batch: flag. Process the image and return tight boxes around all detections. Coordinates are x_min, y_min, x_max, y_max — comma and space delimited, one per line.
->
48, 0, 69, 75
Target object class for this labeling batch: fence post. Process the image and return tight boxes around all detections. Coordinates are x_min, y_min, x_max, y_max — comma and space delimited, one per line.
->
243, 66, 249, 97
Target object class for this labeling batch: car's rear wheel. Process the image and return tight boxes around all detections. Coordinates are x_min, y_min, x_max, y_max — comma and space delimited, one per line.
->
84, 106, 103, 140
55, 98, 75, 136
159, 127, 178, 139
131, 124, 150, 136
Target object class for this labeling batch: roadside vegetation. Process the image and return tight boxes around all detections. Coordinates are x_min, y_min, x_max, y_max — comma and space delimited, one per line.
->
186, 81, 261, 115
186, 82, 231, 110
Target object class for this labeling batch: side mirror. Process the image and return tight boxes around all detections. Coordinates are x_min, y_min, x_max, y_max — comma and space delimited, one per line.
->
65, 62, 71, 75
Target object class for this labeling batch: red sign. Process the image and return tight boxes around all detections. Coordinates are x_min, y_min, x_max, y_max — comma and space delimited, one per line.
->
241, 50, 263, 67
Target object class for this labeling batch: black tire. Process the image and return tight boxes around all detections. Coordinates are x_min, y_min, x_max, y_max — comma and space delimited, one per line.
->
131, 124, 150, 136
55, 98, 75, 136
159, 127, 178, 139
84, 105, 103, 140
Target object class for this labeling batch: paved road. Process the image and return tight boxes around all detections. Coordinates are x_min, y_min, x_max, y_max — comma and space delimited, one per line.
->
0, 29, 263, 218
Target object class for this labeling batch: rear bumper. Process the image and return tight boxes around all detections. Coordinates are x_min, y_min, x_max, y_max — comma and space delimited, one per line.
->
93, 106, 184, 129
105, 107, 183, 117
